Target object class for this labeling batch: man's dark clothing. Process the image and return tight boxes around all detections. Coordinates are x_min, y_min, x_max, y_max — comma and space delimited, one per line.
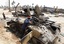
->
21, 18, 31, 37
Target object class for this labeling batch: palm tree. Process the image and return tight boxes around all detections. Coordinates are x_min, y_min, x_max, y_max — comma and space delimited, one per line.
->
11, 0, 15, 10
11, 0, 15, 5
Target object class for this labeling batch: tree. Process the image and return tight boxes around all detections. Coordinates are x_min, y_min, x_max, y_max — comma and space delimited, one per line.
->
11, 0, 15, 5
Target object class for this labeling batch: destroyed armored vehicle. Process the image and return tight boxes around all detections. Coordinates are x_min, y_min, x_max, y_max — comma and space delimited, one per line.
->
6, 5, 61, 44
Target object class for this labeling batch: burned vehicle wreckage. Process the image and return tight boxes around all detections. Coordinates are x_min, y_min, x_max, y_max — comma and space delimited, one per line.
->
6, 5, 61, 44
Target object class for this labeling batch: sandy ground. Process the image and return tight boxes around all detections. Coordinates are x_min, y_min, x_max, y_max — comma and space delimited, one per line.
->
0, 9, 21, 44
0, 9, 13, 18
0, 9, 64, 44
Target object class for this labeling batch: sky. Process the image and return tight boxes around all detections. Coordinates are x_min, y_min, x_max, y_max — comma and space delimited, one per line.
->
0, 0, 64, 9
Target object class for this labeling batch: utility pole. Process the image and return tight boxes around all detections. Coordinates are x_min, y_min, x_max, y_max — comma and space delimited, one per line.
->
9, 0, 11, 12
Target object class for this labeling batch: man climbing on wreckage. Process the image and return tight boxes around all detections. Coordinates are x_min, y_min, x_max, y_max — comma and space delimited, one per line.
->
21, 15, 32, 37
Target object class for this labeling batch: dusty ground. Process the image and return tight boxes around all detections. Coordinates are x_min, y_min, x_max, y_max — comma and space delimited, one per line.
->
0, 9, 21, 44
0, 9, 64, 44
